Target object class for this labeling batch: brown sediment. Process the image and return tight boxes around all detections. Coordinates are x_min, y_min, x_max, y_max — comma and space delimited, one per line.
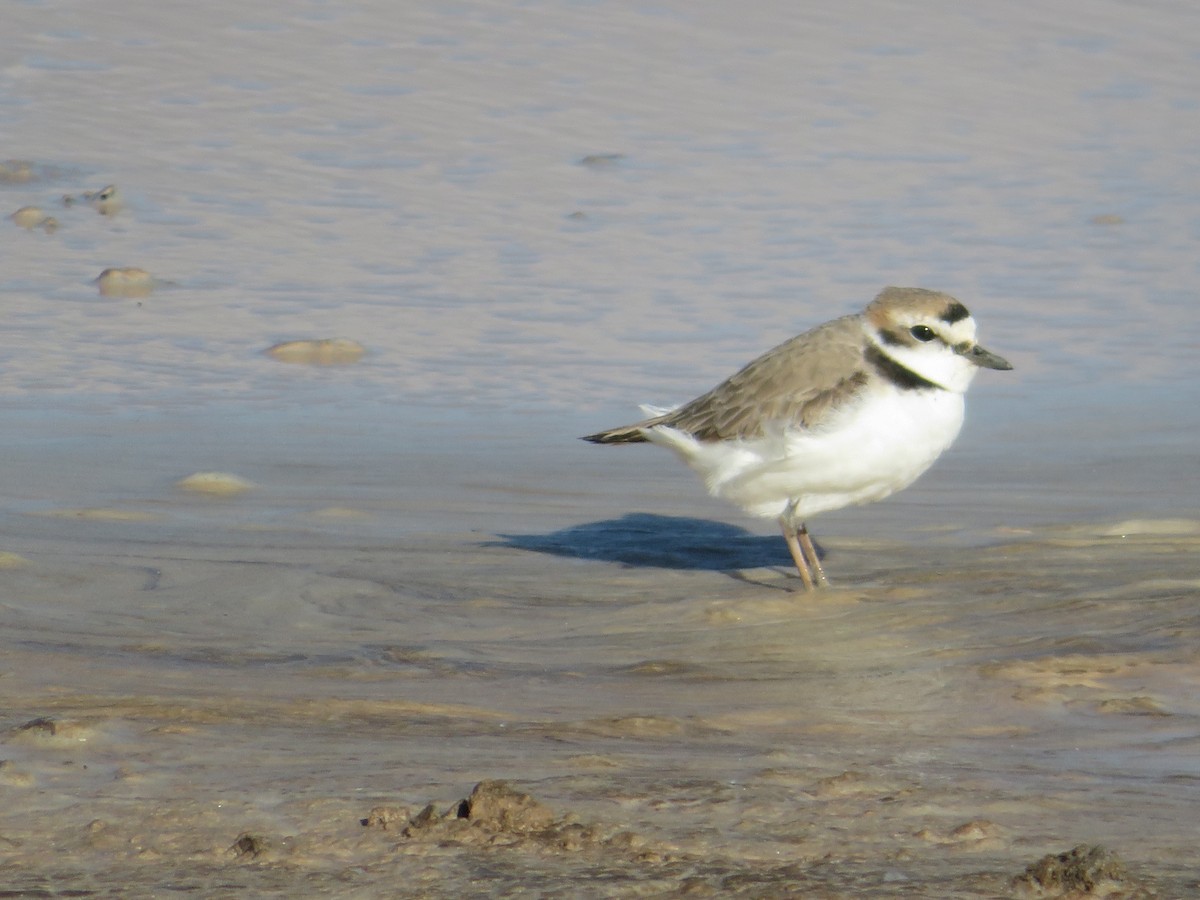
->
1011, 844, 1127, 895
0, 524, 1194, 896
363, 780, 664, 859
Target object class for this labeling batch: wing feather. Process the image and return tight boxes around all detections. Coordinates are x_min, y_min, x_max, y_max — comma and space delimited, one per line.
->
583, 314, 869, 444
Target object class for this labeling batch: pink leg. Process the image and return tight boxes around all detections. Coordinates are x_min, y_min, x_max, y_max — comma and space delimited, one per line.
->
779, 516, 815, 591
798, 525, 830, 587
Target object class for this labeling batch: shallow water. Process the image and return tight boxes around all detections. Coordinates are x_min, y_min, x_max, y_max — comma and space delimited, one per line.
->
3, 0, 1200, 896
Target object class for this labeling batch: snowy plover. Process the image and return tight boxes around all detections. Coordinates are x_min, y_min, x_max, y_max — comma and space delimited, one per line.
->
583, 286, 1012, 589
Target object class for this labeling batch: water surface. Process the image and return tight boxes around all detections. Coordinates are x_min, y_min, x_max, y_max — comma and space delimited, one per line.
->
2, 0, 1199, 895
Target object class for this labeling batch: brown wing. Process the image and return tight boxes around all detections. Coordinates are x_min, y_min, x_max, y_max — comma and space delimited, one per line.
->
583, 314, 869, 444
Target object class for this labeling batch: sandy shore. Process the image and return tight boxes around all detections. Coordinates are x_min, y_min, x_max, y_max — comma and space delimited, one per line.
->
3, 0, 1200, 895
2, 509, 1199, 896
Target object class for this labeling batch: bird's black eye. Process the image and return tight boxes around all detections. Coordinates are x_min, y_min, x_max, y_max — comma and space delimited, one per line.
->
910, 325, 936, 342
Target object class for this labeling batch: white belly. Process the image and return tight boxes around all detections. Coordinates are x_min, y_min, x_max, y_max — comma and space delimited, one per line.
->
646, 389, 966, 520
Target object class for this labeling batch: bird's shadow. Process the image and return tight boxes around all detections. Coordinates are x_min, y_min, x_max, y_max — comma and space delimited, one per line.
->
493, 512, 796, 572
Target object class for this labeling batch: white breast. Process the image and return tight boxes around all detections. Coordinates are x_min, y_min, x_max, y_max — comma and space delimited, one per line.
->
645, 387, 966, 520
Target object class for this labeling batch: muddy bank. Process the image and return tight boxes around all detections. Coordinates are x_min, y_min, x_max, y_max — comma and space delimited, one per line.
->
1, 522, 1198, 897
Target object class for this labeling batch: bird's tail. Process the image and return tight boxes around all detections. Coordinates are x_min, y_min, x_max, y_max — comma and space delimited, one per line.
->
580, 424, 650, 444
583, 405, 678, 444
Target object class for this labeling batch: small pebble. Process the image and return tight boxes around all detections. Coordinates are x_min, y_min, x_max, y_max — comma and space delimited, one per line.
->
96, 267, 154, 298
229, 833, 269, 858
0, 551, 30, 569
175, 472, 255, 496
264, 338, 366, 366
0, 160, 35, 184
85, 184, 122, 215
10, 206, 52, 230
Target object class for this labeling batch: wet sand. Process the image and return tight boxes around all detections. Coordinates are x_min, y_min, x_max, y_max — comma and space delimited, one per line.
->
4, 0, 1200, 895
3, 504, 1200, 897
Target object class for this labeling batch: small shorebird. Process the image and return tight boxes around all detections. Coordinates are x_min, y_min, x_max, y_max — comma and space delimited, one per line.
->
583, 286, 1012, 589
